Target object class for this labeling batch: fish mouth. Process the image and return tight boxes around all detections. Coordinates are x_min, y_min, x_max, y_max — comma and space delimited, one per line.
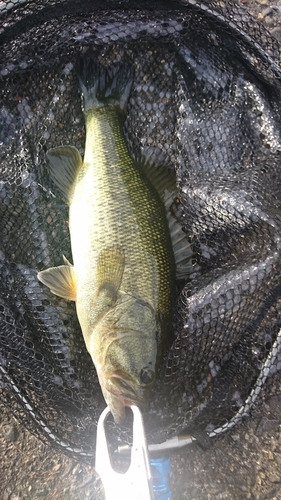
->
107, 372, 146, 406
102, 371, 147, 424
98, 369, 149, 423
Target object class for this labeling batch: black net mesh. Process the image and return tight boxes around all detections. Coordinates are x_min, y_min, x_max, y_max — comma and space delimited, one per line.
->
1, 0, 281, 460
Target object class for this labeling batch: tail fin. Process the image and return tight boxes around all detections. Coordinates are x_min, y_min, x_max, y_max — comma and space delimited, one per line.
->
78, 57, 134, 113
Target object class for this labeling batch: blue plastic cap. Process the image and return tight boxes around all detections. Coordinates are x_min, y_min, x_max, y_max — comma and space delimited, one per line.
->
150, 456, 172, 499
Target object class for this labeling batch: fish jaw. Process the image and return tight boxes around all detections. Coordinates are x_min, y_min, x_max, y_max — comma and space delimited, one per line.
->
104, 392, 126, 425
97, 368, 147, 424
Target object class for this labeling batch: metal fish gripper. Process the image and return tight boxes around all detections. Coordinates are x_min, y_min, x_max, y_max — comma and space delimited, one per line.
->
95, 405, 155, 500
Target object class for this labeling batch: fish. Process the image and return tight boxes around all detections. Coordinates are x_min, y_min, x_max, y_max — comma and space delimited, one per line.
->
38, 57, 192, 423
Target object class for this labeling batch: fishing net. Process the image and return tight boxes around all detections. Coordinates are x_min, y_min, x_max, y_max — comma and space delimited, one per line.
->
1, 0, 281, 460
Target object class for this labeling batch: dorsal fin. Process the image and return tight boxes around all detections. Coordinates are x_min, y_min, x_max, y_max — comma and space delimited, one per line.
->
166, 211, 193, 279
137, 150, 193, 280
135, 149, 177, 200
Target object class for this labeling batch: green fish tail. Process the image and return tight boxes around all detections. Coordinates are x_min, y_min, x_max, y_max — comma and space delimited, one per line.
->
78, 57, 134, 113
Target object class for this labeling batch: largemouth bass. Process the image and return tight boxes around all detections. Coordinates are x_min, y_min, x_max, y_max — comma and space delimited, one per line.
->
38, 58, 191, 423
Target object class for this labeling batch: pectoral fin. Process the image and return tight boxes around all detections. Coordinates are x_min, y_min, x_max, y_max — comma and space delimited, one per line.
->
37, 261, 77, 301
96, 246, 125, 302
46, 146, 82, 201
87, 246, 125, 329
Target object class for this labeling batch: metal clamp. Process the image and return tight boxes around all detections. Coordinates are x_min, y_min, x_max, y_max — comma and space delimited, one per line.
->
95, 405, 155, 500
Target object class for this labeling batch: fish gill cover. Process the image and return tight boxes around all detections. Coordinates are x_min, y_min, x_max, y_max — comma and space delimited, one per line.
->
0, 0, 281, 459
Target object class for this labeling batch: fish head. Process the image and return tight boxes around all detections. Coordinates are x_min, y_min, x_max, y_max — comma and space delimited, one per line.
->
100, 333, 157, 423
91, 297, 160, 424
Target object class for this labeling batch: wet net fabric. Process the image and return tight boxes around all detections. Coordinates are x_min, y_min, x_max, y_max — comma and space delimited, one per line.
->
1, 0, 281, 458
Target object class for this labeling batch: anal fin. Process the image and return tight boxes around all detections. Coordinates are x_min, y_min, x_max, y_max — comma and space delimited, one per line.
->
46, 146, 82, 201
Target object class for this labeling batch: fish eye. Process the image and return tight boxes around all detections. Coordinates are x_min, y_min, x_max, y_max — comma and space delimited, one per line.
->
140, 367, 155, 385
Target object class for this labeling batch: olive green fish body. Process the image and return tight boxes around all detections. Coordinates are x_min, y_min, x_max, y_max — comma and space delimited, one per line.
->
71, 107, 173, 338
73, 105, 174, 421
38, 59, 178, 423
